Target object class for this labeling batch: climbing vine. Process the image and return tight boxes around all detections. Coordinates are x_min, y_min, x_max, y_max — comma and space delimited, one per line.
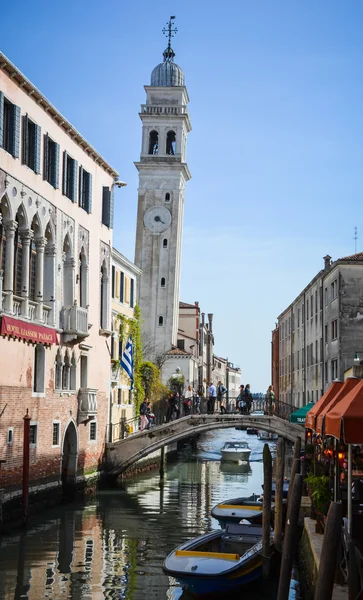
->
116, 304, 144, 410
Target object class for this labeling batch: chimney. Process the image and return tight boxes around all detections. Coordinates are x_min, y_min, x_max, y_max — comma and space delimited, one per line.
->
201, 312, 205, 327
324, 255, 332, 270
208, 313, 213, 332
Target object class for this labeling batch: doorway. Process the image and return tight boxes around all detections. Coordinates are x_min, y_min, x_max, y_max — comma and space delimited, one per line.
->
61, 421, 78, 489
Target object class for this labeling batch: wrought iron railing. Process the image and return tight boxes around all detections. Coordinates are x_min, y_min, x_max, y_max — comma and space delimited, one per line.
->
106, 396, 300, 443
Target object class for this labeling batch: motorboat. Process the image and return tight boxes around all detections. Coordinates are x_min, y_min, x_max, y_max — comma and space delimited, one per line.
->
257, 430, 278, 441
163, 522, 273, 597
221, 441, 251, 462
211, 494, 263, 528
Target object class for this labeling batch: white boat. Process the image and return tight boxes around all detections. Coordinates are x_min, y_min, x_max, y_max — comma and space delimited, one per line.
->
221, 441, 251, 462
257, 431, 278, 441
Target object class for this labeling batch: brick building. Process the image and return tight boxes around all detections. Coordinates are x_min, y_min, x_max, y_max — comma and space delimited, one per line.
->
0, 52, 120, 494
274, 253, 363, 408
271, 325, 279, 399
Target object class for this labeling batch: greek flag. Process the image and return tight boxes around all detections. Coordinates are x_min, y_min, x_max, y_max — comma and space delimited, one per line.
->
121, 336, 133, 385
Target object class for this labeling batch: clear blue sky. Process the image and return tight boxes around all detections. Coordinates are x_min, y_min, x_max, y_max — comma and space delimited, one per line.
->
2, 0, 363, 391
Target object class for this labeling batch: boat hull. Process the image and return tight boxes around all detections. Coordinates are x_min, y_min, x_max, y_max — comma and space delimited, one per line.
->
211, 496, 263, 528
220, 449, 251, 462
175, 560, 263, 597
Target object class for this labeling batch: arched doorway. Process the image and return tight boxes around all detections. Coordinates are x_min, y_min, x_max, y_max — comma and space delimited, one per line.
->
61, 421, 78, 490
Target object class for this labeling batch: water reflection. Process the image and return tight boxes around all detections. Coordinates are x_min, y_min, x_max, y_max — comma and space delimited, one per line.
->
0, 430, 283, 599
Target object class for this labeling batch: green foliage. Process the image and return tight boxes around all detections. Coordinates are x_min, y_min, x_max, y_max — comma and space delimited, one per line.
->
140, 361, 170, 404
305, 473, 331, 515
168, 374, 185, 394
116, 305, 144, 410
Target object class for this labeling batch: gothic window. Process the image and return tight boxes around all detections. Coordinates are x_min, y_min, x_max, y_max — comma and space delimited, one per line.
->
29, 239, 36, 300
166, 131, 176, 155
165, 193, 170, 202
63, 234, 73, 307
43, 221, 55, 315
163, 238, 168, 248
70, 351, 77, 390
158, 315, 164, 326
148, 130, 159, 155
14, 220, 22, 295
55, 348, 63, 390
0, 208, 6, 274
79, 249, 88, 308
161, 277, 166, 287
62, 349, 71, 390
100, 261, 108, 329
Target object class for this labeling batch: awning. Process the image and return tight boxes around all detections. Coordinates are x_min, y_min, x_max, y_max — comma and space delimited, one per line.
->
325, 379, 363, 443
1, 315, 58, 345
315, 378, 360, 435
305, 382, 343, 431
289, 402, 314, 424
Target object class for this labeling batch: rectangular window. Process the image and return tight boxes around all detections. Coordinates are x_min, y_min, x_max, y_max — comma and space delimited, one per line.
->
325, 287, 328, 306
7, 427, 13, 445
297, 308, 300, 328
117, 388, 122, 405
332, 319, 338, 340
130, 278, 134, 308
325, 361, 328, 381
79, 166, 92, 213
89, 421, 97, 441
120, 272, 124, 303
125, 276, 130, 304
80, 355, 88, 388
302, 303, 305, 323
297, 350, 300, 370
52, 422, 60, 447
33, 344, 45, 393
29, 423, 38, 446
102, 186, 114, 228
63, 151, 78, 201
306, 300, 309, 321
315, 290, 318, 314
111, 265, 115, 298
310, 294, 313, 318
177, 339, 185, 350
22, 115, 40, 173
315, 340, 318, 363
331, 359, 338, 380
331, 279, 338, 300
0, 94, 20, 157
43, 134, 60, 188
325, 324, 328, 343
319, 287, 323, 310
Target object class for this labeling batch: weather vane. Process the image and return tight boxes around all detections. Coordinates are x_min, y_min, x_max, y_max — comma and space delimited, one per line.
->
162, 16, 178, 50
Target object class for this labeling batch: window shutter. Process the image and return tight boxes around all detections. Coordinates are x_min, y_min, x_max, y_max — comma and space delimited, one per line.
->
120, 271, 124, 303
78, 165, 83, 206
87, 173, 92, 214
34, 124, 41, 174
54, 142, 60, 189
13, 104, 20, 158
22, 115, 28, 165
111, 265, 115, 297
72, 159, 78, 202
109, 184, 114, 228
62, 151, 67, 195
130, 278, 134, 308
43, 134, 49, 181
0, 92, 4, 148
102, 186, 110, 227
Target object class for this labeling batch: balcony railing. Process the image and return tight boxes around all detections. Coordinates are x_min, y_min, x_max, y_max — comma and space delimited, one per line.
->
78, 388, 98, 423
61, 304, 88, 338
140, 104, 188, 115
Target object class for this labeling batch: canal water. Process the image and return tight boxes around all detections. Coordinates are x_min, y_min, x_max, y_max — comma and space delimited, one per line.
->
0, 429, 282, 600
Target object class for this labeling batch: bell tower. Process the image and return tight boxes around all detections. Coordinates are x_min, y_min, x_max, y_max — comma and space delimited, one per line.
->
134, 18, 191, 361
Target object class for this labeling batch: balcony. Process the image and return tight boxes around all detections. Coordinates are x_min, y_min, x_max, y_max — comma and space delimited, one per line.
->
78, 388, 98, 423
61, 303, 89, 339
140, 104, 188, 116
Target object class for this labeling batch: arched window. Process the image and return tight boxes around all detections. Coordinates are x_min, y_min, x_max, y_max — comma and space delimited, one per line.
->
29, 238, 36, 300
79, 248, 88, 308
158, 315, 164, 326
14, 217, 22, 295
165, 192, 170, 202
163, 239, 168, 248
55, 347, 63, 390
148, 130, 159, 155
0, 207, 6, 274
63, 235, 74, 307
62, 349, 71, 390
161, 277, 166, 287
166, 131, 176, 155
100, 261, 108, 329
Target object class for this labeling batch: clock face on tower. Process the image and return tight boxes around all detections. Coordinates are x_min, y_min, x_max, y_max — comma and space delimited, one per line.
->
143, 206, 172, 233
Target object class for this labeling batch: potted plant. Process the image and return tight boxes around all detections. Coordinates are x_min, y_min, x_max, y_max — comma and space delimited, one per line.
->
305, 473, 331, 533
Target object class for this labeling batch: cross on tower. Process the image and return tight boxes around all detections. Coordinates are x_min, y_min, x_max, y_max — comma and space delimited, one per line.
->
162, 16, 178, 50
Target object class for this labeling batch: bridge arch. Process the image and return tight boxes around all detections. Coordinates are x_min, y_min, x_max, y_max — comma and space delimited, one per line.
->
106, 415, 303, 478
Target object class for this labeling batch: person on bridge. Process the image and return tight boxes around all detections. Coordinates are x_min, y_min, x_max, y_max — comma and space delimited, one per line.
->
166, 392, 180, 422
236, 385, 245, 413
244, 384, 252, 414
183, 385, 194, 416
217, 380, 228, 414
207, 382, 217, 414
266, 385, 275, 416
140, 400, 149, 431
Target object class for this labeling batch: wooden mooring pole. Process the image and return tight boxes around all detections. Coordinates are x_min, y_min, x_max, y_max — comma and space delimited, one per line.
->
274, 437, 285, 552
314, 502, 343, 600
277, 473, 303, 600
262, 443, 272, 578
287, 458, 301, 511
159, 446, 165, 481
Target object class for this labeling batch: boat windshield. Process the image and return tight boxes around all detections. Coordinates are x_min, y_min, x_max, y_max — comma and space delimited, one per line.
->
224, 442, 249, 449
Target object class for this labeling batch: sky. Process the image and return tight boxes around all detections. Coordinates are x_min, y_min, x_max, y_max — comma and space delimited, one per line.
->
2, 0, 363, 391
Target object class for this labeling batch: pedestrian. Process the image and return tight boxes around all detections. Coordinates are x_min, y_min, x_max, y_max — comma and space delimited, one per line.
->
266, 385, 275, 416
194, 390, 201, 414
236, 385, 244, 412
183, 385, 193, 416
207, 381, 217, 414
217, 380, 228, 414
244, 384, 252, 414
140, 399, 149, 431
146, 401, 155, 428
166, 393, 178, 422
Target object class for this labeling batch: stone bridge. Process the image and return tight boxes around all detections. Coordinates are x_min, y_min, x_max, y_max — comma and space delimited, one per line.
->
105, 414, 304, 477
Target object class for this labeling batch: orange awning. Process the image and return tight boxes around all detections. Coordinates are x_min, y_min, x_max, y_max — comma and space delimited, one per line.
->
325, 379, 363, 443
305, 382, 343, 431
315, 378, 361, 435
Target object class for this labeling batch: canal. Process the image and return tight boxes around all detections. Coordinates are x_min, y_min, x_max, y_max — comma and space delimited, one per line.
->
0, 429, 283, 599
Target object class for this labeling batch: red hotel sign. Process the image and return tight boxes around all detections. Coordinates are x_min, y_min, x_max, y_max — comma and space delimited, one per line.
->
1, 315, 58, 345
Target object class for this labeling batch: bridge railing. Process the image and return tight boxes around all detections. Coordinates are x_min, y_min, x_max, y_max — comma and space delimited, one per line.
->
106, 396, 299, 443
